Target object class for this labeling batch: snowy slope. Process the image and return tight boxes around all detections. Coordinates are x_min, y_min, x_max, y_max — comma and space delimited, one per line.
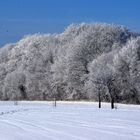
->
0, 101, 140, 140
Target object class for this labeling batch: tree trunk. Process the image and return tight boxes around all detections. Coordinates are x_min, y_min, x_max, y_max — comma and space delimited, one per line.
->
107, 80, 115, 109
111, 97, 114, 109
98, 91, 101, 108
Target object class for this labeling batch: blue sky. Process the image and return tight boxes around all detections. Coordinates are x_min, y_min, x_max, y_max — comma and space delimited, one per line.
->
0, 0, 140, 47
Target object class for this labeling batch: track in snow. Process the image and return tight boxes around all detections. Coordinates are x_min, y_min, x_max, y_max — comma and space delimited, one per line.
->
0, 101, 140, 140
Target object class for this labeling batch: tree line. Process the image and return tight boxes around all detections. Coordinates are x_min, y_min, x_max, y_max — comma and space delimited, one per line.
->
0, 23, 140, 105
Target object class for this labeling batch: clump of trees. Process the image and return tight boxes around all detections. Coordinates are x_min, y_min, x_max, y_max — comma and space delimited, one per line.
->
0, 23, 140, 105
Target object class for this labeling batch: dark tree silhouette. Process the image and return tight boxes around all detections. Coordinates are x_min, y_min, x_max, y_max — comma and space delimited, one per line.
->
18, 85, 27, 100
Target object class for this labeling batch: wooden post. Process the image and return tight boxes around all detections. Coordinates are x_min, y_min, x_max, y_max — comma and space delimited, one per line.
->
54, 95, 57, 107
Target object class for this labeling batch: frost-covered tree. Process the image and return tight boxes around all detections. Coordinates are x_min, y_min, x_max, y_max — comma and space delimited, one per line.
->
87, 52, 117, 108
66, 23, 133, 99
0, 34, 59, 100
114, 37, 140, 103
3, 71, 26, 100
18, 34, 59, 100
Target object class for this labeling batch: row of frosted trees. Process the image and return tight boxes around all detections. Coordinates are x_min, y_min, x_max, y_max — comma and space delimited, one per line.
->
0, 23, 140, 107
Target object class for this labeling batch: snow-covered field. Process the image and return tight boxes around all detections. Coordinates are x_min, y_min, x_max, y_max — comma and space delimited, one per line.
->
0, 101, 140, 140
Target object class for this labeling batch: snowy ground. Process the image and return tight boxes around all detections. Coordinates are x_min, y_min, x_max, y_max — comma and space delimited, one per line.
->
0, 101, 140, 140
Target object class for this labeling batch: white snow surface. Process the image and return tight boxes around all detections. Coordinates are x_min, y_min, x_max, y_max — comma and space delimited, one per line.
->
0, 101, 140, 140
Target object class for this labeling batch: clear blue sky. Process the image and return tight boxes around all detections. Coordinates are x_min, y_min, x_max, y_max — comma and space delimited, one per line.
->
0, 0, 140, 47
